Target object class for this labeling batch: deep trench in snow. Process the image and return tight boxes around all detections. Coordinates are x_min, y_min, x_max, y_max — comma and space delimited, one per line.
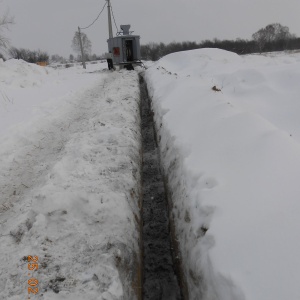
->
139, 75, 182, 300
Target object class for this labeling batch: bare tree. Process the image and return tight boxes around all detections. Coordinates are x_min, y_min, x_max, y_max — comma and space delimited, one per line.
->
71, 31, 92, 60
9, 47, 25, 60
252, 23, 294, 52
8, 47, 49, 63
0, 11, 14, 50
50, 54, 66, 63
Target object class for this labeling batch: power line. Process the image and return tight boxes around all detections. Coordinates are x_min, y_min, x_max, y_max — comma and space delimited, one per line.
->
80, 2, 107, 30
110, 2, 119, 34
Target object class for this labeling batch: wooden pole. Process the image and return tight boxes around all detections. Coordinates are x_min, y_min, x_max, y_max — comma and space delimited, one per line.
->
106, 0, 113, 39
78, 27, 86, 69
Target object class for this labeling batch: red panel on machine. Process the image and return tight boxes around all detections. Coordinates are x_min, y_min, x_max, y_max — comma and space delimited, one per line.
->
113, 47, 120, 56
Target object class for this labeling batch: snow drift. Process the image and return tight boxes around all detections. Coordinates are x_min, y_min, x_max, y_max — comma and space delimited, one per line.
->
145, 48, 300, 300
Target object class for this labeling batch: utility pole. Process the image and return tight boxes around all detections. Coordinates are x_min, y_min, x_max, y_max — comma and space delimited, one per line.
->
78, 27, 86, 69
106, 0, 113, 39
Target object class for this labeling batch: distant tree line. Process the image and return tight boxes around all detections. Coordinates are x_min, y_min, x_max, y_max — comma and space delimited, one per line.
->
8, 47, 49, 63
5, 23, 299, 64
141, 23, 300, 61
7, 47, 102, 64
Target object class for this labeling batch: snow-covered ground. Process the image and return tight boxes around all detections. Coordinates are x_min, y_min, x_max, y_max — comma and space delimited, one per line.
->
145, 49, 300, 300
0, 60, 142, 299
2, 50, 300, 300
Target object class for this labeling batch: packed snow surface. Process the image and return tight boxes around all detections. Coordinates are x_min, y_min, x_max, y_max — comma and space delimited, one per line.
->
0, 60, 142, 299
145, 49, 300, 300
2, 51, 300, 300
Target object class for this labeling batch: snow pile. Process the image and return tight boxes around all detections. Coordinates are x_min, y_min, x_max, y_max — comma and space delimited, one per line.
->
0, 59, 105, 138
0, 61, 142, 299
0, 59, 52, 88
145, 49, 300, 300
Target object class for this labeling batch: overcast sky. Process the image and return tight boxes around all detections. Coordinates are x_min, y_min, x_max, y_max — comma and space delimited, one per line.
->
1, 0, 300, 58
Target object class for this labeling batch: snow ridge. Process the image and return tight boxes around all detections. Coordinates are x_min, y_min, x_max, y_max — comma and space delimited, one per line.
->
145, 49, 300, 300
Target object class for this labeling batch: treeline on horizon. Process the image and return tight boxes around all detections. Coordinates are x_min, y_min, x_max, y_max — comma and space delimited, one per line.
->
141, 23, 300, 61
4, 23, 300, 64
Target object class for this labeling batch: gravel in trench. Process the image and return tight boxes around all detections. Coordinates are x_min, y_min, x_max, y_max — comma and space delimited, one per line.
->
140, 74, 182, 300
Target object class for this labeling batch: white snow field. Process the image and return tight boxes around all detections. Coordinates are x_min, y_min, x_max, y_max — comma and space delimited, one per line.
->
0, 60, 142, 300
145, 49, 300, 300
1, 50, 300, 300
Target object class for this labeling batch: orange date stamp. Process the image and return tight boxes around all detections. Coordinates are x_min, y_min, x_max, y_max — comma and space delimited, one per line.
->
27, 256, 39, 299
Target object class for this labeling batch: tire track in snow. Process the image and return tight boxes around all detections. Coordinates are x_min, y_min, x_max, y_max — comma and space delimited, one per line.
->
0, 70, 142, 299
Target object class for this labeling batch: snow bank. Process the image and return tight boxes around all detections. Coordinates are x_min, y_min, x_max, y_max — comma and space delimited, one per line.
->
0, 60, 142, 299
0, 59, 105, 138
145, 49, 300, 300
0, 59, 53, 88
